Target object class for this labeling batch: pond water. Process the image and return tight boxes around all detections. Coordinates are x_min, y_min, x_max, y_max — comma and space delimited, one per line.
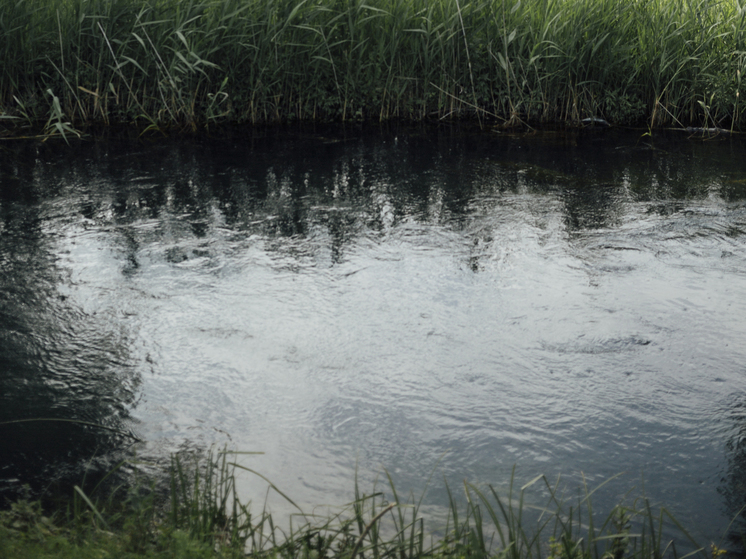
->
2, 125, 746, 545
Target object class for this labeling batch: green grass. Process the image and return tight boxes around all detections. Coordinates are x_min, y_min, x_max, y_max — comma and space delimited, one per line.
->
1, 0, 746, 134
0, 448, 740, 559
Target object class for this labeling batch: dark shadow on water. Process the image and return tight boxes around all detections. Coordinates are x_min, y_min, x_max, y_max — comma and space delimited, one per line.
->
0, 142, 140, 504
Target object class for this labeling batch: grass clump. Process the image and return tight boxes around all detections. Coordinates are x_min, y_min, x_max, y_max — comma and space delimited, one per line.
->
0, 449, 739, 559
2, 0, 746, 134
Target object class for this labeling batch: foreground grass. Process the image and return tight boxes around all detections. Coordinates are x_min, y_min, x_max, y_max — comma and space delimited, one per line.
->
0, 449, 741, 559
2, 0, 746, 135
0, 503, 219, 559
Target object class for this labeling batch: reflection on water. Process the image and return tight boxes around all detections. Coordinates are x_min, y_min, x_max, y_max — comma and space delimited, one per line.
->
1, 126, 746, 544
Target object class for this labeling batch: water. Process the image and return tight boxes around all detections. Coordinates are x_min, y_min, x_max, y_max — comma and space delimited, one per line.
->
2, 125, 746, 544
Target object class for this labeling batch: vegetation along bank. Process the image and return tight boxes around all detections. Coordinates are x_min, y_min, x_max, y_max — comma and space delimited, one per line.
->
2, 0, 746, 135
1, 449, 741, 559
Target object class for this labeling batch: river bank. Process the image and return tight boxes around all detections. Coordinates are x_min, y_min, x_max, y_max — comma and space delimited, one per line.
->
2, 0, 746, 136
0, 450, 737, 559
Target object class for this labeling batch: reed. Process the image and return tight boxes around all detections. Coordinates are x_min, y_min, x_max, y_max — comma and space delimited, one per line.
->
1, 0, 746, 133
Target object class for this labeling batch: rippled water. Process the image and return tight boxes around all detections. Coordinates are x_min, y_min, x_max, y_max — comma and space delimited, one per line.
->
2, 126, 746, 543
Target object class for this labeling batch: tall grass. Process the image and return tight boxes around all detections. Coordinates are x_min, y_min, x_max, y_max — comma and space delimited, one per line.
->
163, 450, 731, 559
1, 0, 746, 132
1, 447, 740, 559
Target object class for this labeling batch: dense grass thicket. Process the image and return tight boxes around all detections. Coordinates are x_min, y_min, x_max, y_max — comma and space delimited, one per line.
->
0, 450, 739, 559
2, 0, 746, 133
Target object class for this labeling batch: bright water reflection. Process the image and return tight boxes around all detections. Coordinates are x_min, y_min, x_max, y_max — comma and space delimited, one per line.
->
2, 127, 746, 543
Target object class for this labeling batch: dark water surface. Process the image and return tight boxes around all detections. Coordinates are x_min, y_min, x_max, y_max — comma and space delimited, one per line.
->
2, 126, 746, 543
